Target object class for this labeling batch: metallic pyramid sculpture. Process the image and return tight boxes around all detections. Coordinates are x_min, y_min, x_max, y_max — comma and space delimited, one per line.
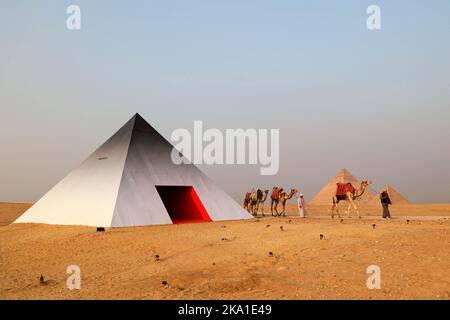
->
15, 114, 252, 227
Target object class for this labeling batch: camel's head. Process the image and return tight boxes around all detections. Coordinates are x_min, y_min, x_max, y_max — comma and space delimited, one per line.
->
264, 190, 269, 194
291, 188, 298, 195
361, 180, 372, 187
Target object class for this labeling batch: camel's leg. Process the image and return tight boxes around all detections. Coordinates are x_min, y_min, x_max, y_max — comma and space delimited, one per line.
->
342, 194, 350, 218
282, 201, 286, 216
273, 200, 279, 216
346, 202, 352, 216
350, 198, 359, 217
347, 197, 359, 218
333, 198, 342, 219
278, 202, 284, 216
274, 201, 280, 216
331, 197, 339, 219
330, 199, 335, 219
337, 204, 342, 218
270, 200, 274, 216
261, 203, 264, 217
277, 202, 283, 216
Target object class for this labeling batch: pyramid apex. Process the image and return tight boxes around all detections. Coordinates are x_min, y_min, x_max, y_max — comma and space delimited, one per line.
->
334, 168, 353, 178
335, 168, 351, 175
124, 113, 142, 123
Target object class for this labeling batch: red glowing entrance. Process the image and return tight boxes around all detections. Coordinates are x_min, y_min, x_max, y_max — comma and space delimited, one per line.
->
155, 186, 212, 224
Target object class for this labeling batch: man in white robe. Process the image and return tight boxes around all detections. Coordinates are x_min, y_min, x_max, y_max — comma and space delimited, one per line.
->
298, 194, 307, 218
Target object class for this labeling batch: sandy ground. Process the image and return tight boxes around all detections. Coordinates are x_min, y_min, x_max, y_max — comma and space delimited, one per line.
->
0, 202, 32, 226
0, 202, 449, 300
284, 203, 450, 217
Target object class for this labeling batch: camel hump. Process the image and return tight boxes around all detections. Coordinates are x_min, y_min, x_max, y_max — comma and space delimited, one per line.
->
336, 182, 355, 196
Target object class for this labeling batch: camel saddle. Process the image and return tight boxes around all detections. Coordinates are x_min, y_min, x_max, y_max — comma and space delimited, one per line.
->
336, 182, 356, 196
271, 188, 281, 200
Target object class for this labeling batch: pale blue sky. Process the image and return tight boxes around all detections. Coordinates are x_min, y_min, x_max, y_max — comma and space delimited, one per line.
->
1, 1, 449, 203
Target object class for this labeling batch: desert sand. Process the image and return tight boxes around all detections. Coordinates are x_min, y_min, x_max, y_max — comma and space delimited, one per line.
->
0, 202, 449, 300
0, 202, 32, 226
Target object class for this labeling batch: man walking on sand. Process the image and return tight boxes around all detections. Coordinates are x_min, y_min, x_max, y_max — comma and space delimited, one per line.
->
380, 188, 392, 219
298, 194, 307, 218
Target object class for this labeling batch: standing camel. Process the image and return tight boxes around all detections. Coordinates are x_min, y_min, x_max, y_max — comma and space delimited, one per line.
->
243, 189, 256, 212
248, 189, 258, 214
243, 191, 252, 211
272, 188, 298, 216
254, 189, 269, 217
330, 180, 372, 218
270, 187, 281, 216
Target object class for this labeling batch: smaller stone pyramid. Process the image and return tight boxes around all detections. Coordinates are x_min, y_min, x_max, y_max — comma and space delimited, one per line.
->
308, 169, 376, 205
367, 185, 411, 205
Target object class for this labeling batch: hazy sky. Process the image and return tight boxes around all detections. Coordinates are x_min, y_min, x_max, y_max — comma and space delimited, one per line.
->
1, 1, 449, 203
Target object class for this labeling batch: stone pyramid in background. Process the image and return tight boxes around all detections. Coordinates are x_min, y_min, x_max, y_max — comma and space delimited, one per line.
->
367, 185, 411, 205
308, 168, 376, 205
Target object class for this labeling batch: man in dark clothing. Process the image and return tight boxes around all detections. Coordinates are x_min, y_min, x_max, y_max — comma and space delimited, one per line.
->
380, 189, 392, 219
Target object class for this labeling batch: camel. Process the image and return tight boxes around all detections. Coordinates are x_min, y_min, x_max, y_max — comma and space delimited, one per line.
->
271, 188, 298, 216
270, 187, 280, 216
243, 189, 258, 214
253, 189, 269, 217
243, 191, 252, 211
244, 189, 254, 212
248, 189, 259, 215
330, 180, 372, 218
